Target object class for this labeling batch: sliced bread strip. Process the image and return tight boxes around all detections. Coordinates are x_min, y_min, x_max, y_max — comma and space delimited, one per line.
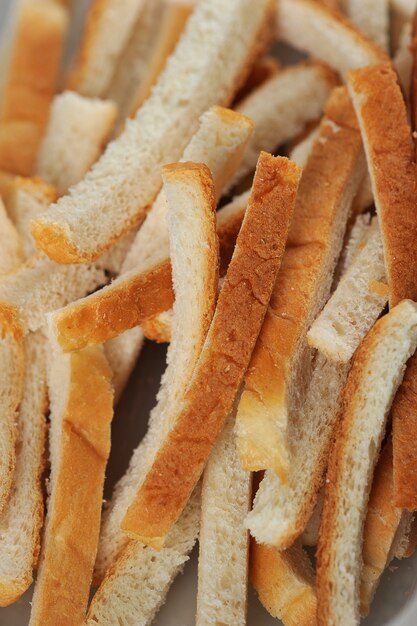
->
251, 540, 317, 626
0, 0, 68, 176
95, 161, 219, 580
31, 0, 273, 263
340, 0, 389, 50
0, 255, 105, 333
86, 486, 201, 626
37, 91, 117, 195
392, 352, 417, 509
234, 55, 281, 103
348, 63, 417, 307
0, 198, 24, 274
360, 439, 411, 616
50, 191, 247, 352
231, 61, 338, 188
196, 417, 251, 626
129, 0, 195, 114
67, 0, 147, 97
120, 153, 301, 547
316, 300, 417, 626
105, 0, 165, 125
277, 0, 387, 81
235, 86, 365, 479
0, 304, 24, 515
307, 218, 388, 364
28, 342, 114, 626
4, 177, 57, 259
0, 331, 47, 606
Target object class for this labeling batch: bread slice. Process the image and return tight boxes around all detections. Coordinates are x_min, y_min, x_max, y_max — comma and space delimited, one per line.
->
231, 61, 338, 188
28, 341, 114, 626
0, 255, 106, 333
36, 91, 117, 195
104, 328, 145, 402
50, 190, 247, 352
235, 87, 365, 479
196, 417, 251, 626
251, 540, 317, 626
288, 125, 320, 168
120, 153, 300, 547
307, 218, 388, 364
0, 304, 24, 515
95, 161, 219, 580
360, 439, 410, 617
334, 212, 372, 283
316, 300, 417, 626
31, 0, 273, 263
86, 486, 201, 626
394, 22, 412, 102
105, 0, 165, 125
340, 0, 389, 50
4, 177, 57, 259
0, 0, 68, 176
0, 198, 23, 274
67, 0, 148, 97
277, 0, 387, 81
348, 63, 417, 307
0, 331, 47, 606
234, 55, 281, 103
129, 0, 195, 114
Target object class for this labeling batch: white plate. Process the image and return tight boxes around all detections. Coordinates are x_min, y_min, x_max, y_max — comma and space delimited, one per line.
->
0, 2, 416, 624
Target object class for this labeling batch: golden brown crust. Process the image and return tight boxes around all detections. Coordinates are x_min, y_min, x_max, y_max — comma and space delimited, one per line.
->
29, 346, 114, 626
120, 153, 301, 545
52, 198, 246, 352
8, 176, 58, 204
392, 352, 417, 509
410, 10, 417, 137
142, 313, 173, 344
348, 63, 417, 307
236, 86, 364, 479
251, 540, 317, 626
0, 1, 68, 176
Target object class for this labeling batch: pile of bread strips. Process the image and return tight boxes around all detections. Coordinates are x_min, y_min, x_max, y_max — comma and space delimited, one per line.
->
2, 0, 417, 624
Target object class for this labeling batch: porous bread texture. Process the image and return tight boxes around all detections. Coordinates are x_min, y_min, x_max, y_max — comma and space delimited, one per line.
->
0, 0, 68, 176
31, 0, 273, 263
106, 0, 165, 126
37, 91, 117, 195
104, 328, 145, 402
0, 305, 24, 516
276, 0, 388, 80
360, 439, 408, 617
0, 331, 47, 606
95, 161, 218, 579
308, 218, 388, 364
129, 0, 195, 114
235, 86, 366, 480
50, 190, 247, 353
251, 540, 317, 626
0, 198, 23, 274
231, 61, 337, 188
29, 338, 113, 626
340, 0, 389, 50
247, 354, 350, 548
86, 486, 201, 626
317, 300, 417, 626
196, 417, 251, 626
234, 55, 281, 103
334, 212, 372, 283
0, 254, 106, 333
67, 0, 148, 97
348, 63, 417, 307
4, 177, 57, 259
120, 154, 300, 547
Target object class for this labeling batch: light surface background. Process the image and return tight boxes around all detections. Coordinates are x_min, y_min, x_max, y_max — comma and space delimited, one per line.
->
0, 1, 416, 624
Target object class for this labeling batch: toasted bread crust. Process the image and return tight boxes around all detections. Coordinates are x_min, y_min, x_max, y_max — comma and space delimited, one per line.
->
0, 1, 68, 176
251, 540, 317, 626
120, 153, 301, 545
392, 352, 417, 509
317, 302, 417, 626
29, 346, 114, 626
348, 63, 417, 307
